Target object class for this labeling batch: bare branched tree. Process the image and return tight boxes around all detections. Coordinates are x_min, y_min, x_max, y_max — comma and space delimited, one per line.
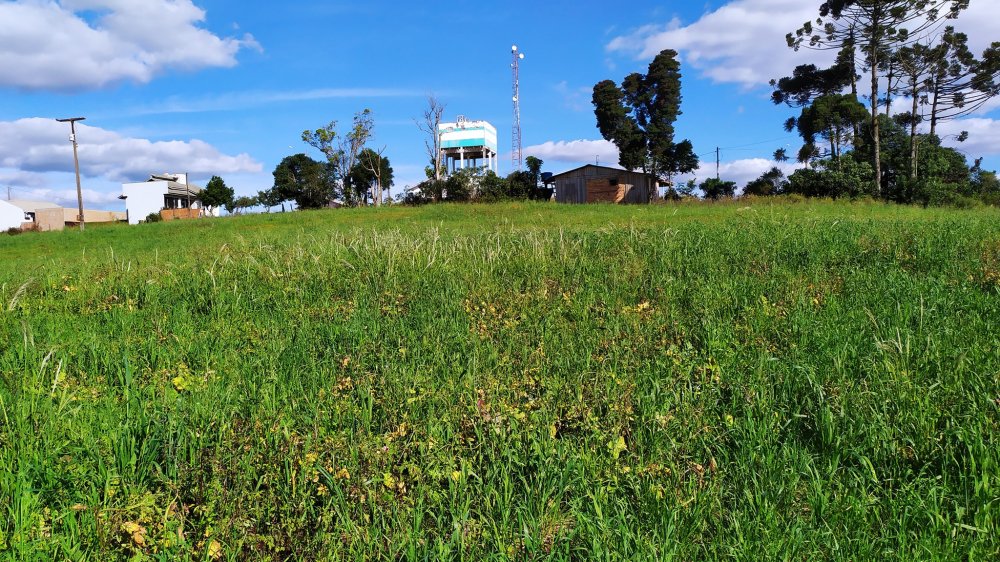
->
416, 96, 446, 181
360, 145, 388, 206
302, 110, 374, 207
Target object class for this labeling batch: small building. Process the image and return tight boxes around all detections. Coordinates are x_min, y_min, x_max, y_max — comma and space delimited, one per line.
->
120, 173, 216, 225
8, 199, 65, 231
0, 200, 28, 231
549, 165, 659, 204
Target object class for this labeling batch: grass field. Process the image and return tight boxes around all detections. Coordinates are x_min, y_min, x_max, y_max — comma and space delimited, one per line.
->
1, 199, 999, 560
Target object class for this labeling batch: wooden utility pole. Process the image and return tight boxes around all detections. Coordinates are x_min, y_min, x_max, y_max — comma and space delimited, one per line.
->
716, 147, 720, 180
185, 173, 193, 217
57, 117, 86, 232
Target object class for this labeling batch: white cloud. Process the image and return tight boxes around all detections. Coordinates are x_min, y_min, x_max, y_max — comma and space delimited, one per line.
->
525, 139, 619, 168
607, 0, 822, 89
951, 2, 1000, 55
680, 157, 802, 188
607, 0, 1000, 90
937, 118, 1000, 161
0, 0, 259, 91
0, 169, 49, 189
0, 118, 262, 183
4, 182, 124, 207
122, 87, 424, 116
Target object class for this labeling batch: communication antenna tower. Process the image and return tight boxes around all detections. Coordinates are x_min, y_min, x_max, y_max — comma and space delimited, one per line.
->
511, 44, 525, 172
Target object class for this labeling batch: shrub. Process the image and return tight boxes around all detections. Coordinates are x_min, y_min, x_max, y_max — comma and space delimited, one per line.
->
743, 167, 787, 197
144, 212, 163, 223
786, 158, 875, 199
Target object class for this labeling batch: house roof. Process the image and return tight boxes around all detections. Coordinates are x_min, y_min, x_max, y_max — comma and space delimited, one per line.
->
164, 182, 202, 197
119, 174, 202, 200
7, 199, 61, 212
547, 164, 659, 182
149, 174, 203, 195
549, 164, 658, 181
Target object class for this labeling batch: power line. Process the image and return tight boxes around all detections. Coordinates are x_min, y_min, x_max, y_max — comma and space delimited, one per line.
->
694, 135, 797, 160
719, 135, 798, 151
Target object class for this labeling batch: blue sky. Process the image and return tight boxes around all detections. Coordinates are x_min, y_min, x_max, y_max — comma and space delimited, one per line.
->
1, 0, 998, 209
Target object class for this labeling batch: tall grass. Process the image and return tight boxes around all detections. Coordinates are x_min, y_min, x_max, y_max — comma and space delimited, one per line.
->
1, 200, 998, 560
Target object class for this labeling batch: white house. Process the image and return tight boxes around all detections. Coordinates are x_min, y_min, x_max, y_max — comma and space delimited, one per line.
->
0, 200, 27, 231
120, 173, 218, 225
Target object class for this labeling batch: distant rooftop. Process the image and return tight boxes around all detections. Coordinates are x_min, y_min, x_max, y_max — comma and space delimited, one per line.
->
7, 199, 61, 212
120, 173, 202, 199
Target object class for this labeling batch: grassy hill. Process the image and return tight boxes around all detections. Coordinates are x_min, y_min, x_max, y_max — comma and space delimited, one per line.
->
1, 200, 999, 560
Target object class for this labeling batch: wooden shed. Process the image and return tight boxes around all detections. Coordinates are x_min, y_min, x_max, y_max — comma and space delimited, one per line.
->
549, 165, 658, 204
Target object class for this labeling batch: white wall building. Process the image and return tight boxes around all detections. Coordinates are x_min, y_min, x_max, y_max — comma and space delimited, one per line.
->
120, 173, 217, 225
0, 200, 27, 231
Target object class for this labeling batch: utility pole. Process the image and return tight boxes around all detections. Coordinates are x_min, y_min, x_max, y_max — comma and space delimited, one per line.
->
716, 147, 720, 180
57, 117, 86, 232
185, 172, 193, 218
6, 186, 10, 200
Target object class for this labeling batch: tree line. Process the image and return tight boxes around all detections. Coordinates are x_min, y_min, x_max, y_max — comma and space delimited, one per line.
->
591, 1, 1000, 206
196, 97, 558, 214
197, 110, 397, 215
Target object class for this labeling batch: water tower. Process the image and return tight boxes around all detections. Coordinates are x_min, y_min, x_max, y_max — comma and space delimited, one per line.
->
439, 116, 498, 175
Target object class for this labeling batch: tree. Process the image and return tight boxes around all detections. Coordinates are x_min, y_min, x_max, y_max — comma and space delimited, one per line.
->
786, 157, 875, 198
226, 195, 259, 215
416, 96, 447, 182
349, 148, 394, 206
592, 49, 699, 194
199, 175, 234, 214
413, 179, 446, 204
444, 168, 476, 202
476, 170, 509, 201
893, 42, 932, 180
257, 187, 284, 212
770, 53, 855, 108
787, 0, 969, 196
300, 121, 342, 201
787, 94, 869, 165
272, 154, 335, 210
922, 27, 1000, 135
525, 156, 543, 188
700, 178, 737, 200
505, 171, 535, 199
744, 167, 788, 196
340, 110, 375, 206
970, 160, 1000, 205
302, 109, 375, 207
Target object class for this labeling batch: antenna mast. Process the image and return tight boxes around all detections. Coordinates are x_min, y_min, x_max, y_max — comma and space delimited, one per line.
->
511, 44, 525, 172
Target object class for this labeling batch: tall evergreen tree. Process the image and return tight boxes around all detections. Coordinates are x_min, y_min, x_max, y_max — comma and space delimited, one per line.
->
592, 49, 699, 194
